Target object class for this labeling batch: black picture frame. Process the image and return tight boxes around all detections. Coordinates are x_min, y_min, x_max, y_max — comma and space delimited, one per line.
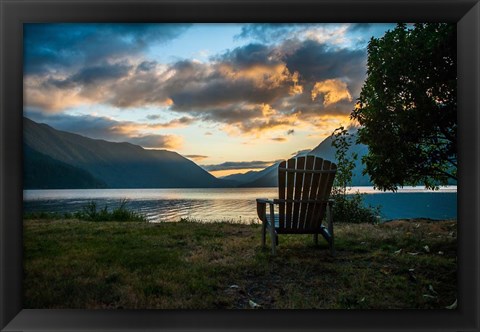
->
1, 0, 479, 331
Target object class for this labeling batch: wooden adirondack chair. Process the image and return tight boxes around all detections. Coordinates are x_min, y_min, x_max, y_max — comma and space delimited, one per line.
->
256, 156, 337, 255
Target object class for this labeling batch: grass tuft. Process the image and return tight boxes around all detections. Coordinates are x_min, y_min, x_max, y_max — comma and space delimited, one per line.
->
24, 199, 147, 222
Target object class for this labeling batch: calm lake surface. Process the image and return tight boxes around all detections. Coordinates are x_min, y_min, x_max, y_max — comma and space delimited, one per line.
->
23, 187, 457, 223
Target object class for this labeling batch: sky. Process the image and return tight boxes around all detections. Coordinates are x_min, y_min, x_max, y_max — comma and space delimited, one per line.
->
23, 23, 396, 177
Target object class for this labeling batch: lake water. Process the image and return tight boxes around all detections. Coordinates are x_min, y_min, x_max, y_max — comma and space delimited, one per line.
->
23, 187, 457, 223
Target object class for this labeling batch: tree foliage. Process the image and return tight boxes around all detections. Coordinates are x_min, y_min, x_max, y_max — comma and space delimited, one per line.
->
331, 127, 380, 224
331, 127, 357, 198
351, 23, 457, 191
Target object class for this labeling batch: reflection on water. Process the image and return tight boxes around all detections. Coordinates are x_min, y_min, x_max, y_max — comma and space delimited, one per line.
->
23, 187, 457, 223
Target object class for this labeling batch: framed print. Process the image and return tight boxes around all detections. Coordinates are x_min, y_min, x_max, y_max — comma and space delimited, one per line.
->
1, 0, 479, 331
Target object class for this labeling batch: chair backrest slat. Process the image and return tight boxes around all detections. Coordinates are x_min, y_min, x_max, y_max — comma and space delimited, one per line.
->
308, 159, 330, 230
278, 160, 286, 228
299, 155, 315, 229
311, 160, 336, 230
285, 158, 296, 229
277, 156, 336, 232
292, 156, 305, 229
304, 156, 323, 229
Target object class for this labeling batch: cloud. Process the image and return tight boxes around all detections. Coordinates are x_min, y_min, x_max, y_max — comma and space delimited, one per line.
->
202, 160, 280, 171
311, 79, 353, 106
167, 40, 365, 129
284, 40, 366, 84
24, 23, 191, 75
184, 154, 209, 161
128, 135, 181, 149
235, 24, 305, 43
24, 61, 172, 111
236, 23, 366, 49
347, 23, 374, 32
68, 63, 133, 85
24, 26, 368, 136
146, 114, 161, 120
235, 23, 350, 46
137, 61, 158, 73
146, 117, 196, 129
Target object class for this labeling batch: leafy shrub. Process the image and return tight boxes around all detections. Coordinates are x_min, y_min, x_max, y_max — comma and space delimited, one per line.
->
75, 199, 147, 222
332, 192, 381, 224
331, 126, 381, 224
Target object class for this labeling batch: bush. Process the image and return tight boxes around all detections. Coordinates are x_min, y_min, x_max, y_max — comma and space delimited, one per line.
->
332, 192, 381, 224
331, 126, 381, 224
75, 199, 147, 222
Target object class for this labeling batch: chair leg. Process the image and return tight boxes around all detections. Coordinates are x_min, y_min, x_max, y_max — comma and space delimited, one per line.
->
327, 203, 335, 256
313, 233, 318, 245
261, 220, 266, 248
271, 230, 276, 255
269, 203, 276, 255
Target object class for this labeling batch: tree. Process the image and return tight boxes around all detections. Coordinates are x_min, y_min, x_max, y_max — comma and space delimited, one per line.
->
351, 23, 457, 191
331, 126, 380, 224
331, 126, 357, 198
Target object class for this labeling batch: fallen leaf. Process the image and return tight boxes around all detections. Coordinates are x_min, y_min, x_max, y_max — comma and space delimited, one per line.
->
249, 299, 262, 309
422, 294, 437, 299
394, 249, 403, 255
229, 285, 239, 289
408, 252, 419, 256
428, 285, 438, 295
445, 299, 457, 309
438, 251, 444, 255
423, 245, 430, 253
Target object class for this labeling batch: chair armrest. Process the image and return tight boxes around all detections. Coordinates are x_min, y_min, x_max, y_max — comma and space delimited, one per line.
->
256, 198, 275, 204
256, 198, 275, 223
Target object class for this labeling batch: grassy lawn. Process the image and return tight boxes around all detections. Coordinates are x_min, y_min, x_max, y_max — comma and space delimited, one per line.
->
23, 218, 457, 309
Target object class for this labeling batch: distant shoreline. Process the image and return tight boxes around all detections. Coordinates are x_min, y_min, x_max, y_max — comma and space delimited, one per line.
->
22, 187, 458, 222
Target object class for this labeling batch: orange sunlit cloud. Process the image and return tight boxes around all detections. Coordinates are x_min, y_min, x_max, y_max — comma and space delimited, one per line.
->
184, 154, 209, 161
289, 71, 304, 95
59, 115, 187, 150
24, 76, 91, 112
222, 105, 299, 137
217, 63, 293, 89
131, 134, 183, 150
106, 117, 194, 136
311, 79, 353, 106
24, 61, 176, 112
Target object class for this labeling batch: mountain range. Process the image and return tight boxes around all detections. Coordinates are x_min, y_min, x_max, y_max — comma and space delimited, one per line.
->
24, 117, 231, 189
23, 117, 371, 189
223, 132, 371, 187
